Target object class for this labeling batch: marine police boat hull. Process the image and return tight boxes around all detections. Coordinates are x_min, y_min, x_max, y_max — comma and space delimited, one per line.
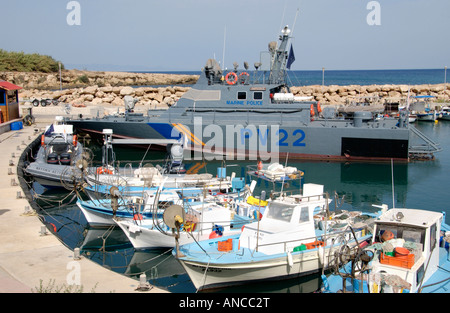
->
67, 27, 438, 162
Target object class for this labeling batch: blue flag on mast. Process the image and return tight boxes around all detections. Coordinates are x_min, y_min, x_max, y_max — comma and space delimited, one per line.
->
287, 44, 295, 70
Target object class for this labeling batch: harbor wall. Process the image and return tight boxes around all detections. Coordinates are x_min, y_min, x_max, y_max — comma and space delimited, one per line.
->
17, 83, 450, 110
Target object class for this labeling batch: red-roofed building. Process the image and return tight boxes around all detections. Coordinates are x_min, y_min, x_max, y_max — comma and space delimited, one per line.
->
0, 81, 22, 123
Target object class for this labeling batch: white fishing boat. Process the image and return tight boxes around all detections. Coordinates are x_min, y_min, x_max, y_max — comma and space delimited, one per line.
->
173, 184, 379, 291
76, 187, 181, 227
115, 199, 256, 249
321, 207, 450, 293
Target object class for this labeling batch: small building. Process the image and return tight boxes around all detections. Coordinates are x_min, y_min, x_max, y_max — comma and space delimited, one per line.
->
0, 81, 22, 123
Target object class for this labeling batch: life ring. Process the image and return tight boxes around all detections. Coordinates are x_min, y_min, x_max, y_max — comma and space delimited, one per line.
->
239, 72, 249, 83
225, 72, 238, 85
97, 167, 113, 175
72, 134, 77, 147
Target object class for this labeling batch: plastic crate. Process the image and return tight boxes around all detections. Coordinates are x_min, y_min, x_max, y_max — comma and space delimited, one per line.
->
217, 238, 233, 252
380, 252, 414, 269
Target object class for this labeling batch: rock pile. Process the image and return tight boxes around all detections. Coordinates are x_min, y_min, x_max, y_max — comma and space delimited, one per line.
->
19, 83, 449, 109
0, 69, 199, 90
291, 84, 449, 105
20, 85, 191, 109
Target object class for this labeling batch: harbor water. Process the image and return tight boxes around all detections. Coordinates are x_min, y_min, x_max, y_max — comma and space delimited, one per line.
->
148, 68, 448, 86
27, 119, 450, 293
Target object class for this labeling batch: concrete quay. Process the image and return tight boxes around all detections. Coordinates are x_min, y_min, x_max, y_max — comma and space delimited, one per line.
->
0, 117, 168, 293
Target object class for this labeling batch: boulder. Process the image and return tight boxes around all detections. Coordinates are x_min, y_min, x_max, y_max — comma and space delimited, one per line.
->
81, 85, 98, 95
120, 86, 135, 96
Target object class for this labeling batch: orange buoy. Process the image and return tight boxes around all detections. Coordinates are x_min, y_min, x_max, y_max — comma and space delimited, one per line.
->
310, 104, 315, 116
209, 231, 222, 239
72, 134, 77, 147
257, 160, 263, 170
97, 167, 113, 175
317, 101, 322, 113
381, 230, 394, 242
133, 213, 143, 221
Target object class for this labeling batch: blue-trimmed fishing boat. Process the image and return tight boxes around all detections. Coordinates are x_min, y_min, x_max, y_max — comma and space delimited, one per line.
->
173, 183, 380, 291
321, 208, 450, 293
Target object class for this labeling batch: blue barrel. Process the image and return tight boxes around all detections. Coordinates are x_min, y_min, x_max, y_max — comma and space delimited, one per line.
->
10, 121, 23, 131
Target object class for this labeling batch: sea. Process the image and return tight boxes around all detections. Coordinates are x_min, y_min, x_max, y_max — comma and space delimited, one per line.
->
28, 69, 449, 294
147, 68, 449, 86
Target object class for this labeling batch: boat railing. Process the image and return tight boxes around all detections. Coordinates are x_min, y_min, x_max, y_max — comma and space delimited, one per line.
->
271, 191, 326, 204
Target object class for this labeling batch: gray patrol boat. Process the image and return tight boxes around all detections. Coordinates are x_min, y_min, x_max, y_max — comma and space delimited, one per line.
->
67, 26, 440, 162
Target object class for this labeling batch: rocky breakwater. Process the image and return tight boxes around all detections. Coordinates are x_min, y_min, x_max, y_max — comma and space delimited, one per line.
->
0, 69, 199, 90
20, 85, 191, 109
291, 83, 449, 105
18, 83, 449, 112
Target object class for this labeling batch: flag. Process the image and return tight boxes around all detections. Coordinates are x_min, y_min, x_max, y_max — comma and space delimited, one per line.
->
287, 44, 295, 70
44, 124, 54, 137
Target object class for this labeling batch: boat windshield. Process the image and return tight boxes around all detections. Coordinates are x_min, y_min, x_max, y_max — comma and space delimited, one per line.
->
266, 202, 296, 223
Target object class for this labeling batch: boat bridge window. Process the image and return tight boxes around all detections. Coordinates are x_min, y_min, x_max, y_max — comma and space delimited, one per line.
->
253, 91, 263, 100
299, 206, 309, 223
237, 92, 246, 100
266, 202, 295, 222
429, 223, 437, 250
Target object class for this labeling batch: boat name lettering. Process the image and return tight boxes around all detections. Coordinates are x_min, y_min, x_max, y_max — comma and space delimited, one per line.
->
277, 129, 306, 147
226, 100, 263, 105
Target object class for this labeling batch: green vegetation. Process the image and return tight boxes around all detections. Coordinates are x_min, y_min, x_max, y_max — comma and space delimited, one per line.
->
77, 74, 90, 84
0, 49, 64, 73
33, 279, 99, 293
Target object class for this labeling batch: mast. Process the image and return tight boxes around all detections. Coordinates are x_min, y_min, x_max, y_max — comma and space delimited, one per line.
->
269, 26, 291, 85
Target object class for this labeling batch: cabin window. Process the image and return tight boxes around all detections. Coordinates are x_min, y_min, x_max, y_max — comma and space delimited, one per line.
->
429, 223, 437, 250
266, 202, 295, 222
253, 91, 263, 100
299, 207, 309, 223
237, 92, 247, 100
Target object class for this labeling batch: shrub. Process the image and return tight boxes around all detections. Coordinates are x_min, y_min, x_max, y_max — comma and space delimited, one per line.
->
0, 49, 64, 73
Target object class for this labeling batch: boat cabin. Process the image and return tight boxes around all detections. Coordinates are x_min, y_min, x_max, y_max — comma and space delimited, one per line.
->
0, 81, 22, 123
238, 184, 328, 254
371, 208, 443, 292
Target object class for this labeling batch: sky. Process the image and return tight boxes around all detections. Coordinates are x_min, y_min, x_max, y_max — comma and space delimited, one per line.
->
1, 0, 449, 72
